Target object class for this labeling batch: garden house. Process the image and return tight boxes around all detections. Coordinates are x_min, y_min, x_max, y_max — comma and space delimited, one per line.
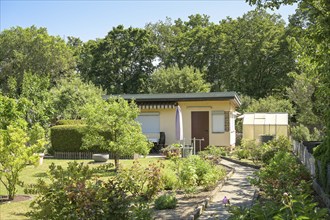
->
241, 113, 289, 142
104, 92, 241, 151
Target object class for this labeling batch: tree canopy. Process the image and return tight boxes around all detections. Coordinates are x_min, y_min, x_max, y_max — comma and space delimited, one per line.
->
149, 65, 210, 93
0, 26, 76, 96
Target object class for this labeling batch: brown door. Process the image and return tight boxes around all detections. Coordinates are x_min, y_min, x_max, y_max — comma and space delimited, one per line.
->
191, 111, 209, 152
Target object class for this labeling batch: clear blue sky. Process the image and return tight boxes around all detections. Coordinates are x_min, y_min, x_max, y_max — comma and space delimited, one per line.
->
1, 0, 297, 42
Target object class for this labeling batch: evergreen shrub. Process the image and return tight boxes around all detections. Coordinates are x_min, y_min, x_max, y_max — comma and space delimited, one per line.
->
50, 125, 86, 152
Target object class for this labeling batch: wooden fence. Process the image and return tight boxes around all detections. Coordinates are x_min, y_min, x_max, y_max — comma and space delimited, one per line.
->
54, 152, 134, 160
292, 141, 330, 209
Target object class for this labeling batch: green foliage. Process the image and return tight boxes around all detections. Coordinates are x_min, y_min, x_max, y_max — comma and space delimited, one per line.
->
0, 94, 25, 129
0, 26, 75, 96
27, 162, 152, 220
161, 170, 179, 190
50, 125, 86, 152
229, 193, 328, 219
0, 124, 45, 200
50, 74, 104, 120
149, 65, 210, 93
160, 144, 181, 159
81, 97, 152, 170
55, 119, 86, 125
19, 72, 53, 128
245, 96, 295, 117
198, 145, 226, 164
79, 25, 158, 94
154, 193, 177, 210
117, 160, 164, 200
251, 151, 311, 200
174, 155, 225, 193
291, 124, 311, 142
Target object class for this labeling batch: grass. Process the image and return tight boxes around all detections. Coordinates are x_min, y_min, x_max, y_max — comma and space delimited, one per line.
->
0, 157, 168, 220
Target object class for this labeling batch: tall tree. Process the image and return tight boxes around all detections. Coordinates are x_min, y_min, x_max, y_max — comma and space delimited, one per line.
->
248, 0, 330, 192
79, 25, 158, 94
208, 9, 295, 97
50, 74, 104, 121
149, 65, 210, 93
0, 26, 76, 96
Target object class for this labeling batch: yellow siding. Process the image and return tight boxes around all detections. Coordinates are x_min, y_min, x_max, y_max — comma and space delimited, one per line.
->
139, 100, 237, 147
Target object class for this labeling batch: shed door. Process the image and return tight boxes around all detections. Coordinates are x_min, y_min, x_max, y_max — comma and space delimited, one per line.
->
191, 111, 209, 151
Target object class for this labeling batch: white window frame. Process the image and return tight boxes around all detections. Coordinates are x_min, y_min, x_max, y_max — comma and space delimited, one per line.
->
212, 111, 225, 133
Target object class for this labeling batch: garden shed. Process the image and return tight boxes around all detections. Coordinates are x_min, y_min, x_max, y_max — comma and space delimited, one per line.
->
241, 113, 288, 142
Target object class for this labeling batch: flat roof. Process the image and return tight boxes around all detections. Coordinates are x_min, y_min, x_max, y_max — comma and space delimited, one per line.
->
103, 92, 241, 107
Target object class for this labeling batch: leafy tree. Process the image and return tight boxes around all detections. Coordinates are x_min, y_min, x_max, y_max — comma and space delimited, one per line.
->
19, 72, 53, 128
0, 124, 45, 200
149, 65, 210, 93
287, 72, 321, 128
210, 10, 294, 97
248, 0, 330, 195
244, 96, 296, 117
50, 74, 104, 121
0, 26, 75, 96
79, 25, 158, 94
81, 97, 151, 170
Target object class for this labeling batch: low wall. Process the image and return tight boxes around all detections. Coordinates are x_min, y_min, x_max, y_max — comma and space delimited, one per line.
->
292, 141, 330, 209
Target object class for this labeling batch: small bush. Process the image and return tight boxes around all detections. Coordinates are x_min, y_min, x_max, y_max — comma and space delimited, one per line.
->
154, 194, 177, 210
291, 124, 310, 142
117, 160, 164, 200
198, 145, 225, 164
161, 144, 181, 159
236, 149, 250, 160
161, 171, 179, 190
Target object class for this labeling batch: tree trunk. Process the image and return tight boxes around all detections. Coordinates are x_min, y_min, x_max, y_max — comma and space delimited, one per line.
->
114, 154, 120, 172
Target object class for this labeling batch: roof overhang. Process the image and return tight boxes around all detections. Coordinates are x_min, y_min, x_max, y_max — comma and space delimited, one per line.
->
103, 92, 241, 107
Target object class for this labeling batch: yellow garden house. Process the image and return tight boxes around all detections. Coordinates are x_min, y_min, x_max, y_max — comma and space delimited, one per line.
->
105, 92, 241, 151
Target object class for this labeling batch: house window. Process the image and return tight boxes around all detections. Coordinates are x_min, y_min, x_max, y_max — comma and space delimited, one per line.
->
136, 112, 160, 134
212, 111, 225, 133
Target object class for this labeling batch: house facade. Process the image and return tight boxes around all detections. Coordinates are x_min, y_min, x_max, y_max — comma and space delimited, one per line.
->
104, 92, 241, 151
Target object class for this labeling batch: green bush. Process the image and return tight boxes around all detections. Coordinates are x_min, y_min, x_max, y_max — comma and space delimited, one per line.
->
117, 160, 164, 200
161, 144, 181, 159
56, 119, 85, 125
291, 124, 311, 142
250, 151, 311, 200
161, 171, 179, 190
50, 124, 108, 153
154, 194, 177, 210
50, 125, 86, 152
175, 155, 225, 192
198, 145, 226, 164
26, 162, 152, 220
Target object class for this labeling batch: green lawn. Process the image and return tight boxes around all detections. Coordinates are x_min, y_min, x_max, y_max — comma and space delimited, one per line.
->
0, 157, 167, 220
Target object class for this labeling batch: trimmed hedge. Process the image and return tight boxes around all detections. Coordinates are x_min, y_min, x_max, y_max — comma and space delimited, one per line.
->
51, 125, 87, 152
51, 124, 109, 153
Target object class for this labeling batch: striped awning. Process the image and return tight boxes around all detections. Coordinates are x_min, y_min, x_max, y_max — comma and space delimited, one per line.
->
137, 102, 177, 109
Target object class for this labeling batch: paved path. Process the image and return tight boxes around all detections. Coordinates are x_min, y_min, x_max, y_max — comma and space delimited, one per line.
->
198, 159, 257, 220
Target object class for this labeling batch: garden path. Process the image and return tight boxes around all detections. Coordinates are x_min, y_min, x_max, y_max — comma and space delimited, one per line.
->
198, 159, 257, 220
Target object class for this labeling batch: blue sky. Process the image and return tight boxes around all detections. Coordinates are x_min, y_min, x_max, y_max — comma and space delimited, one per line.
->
1, 1, 297, 42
